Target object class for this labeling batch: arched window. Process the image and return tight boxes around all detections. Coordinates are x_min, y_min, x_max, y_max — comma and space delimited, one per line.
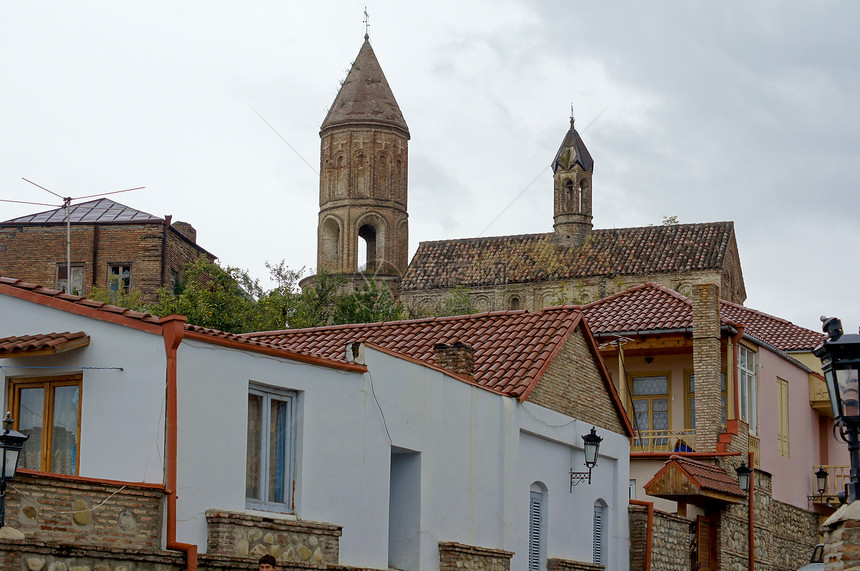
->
358, 223, 377, 272
321, 218, 341, 271
563, 179, 575, 210
529, 482, 547, 571
593, 499, 608, 565
509, 296, 521, 310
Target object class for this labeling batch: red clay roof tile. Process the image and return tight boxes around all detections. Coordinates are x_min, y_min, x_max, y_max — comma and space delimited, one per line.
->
0, 331, 89, 356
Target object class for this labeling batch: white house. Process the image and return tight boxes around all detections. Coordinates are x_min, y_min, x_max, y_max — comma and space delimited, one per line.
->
0, 276, 632, 571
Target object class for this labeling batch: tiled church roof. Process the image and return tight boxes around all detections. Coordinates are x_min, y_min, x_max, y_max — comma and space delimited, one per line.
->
400, 222, 735, 290
246, 309, 586, 399
2, 198, 162, 225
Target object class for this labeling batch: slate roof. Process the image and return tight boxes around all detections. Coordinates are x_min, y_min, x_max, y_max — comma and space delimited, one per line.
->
400, 222, 735, 290
552, 118, 594, 173
0, 331, 89, 357
2, 198, 162, 225
581, 282, 824, 353
321, 37, 409, 136
245, 308, 589, 399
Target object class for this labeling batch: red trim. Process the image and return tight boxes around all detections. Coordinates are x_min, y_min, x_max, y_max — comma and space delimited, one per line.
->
17, 468, 166, 491
630, 499, 653, 571
182, 330, 367, 374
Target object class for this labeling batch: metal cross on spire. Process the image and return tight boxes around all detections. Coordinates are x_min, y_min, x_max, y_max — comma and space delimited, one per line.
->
363, 6, 370, 40
570, 102, 576, 129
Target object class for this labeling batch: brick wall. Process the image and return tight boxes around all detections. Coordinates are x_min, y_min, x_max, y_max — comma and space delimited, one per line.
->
6, 470, 165, 549
438, 542, 513, 571
529, 326, 625, 434
547, 558, 604, 570
206, 509, 342, 565
433, 341, 475, 377
692, 283, 722, 452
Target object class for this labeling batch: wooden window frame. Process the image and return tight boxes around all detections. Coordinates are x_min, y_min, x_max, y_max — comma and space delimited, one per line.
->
7, 373, 83, 474
629, 371, 672, 432
684, 369, 728, 430
107, 263, 132, 293
777, 377, 790, 457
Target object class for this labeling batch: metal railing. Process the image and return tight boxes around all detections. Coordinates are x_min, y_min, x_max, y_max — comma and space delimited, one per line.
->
631, 429, 697, 452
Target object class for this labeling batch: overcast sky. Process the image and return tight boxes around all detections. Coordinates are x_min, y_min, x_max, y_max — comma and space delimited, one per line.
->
2, 1, 858, 334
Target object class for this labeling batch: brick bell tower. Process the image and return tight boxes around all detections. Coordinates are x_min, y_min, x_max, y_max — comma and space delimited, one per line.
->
315, 33, 410, 281
552, 115, 594, 247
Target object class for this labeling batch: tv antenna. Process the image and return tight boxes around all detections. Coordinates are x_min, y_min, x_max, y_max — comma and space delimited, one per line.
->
1, 178, 144, 293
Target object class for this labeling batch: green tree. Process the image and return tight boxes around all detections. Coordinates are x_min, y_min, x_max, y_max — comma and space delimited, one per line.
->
435, 285, 475, 317
332, 279, 406, 325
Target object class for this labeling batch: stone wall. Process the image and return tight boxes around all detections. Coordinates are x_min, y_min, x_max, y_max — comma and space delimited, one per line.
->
206, 510, 342, 565
7, 470, 164, 549
546, 557, 604, 570
438, 542, 513, 571
629, 505, 691, 571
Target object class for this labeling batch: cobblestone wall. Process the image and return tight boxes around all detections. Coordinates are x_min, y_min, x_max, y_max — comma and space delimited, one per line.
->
629, 505, 691, 571
438, 542, 513, 571
546, 557, 604, 570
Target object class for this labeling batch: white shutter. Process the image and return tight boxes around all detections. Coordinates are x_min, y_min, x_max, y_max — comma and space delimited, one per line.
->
528, 490, 543, 571
593, 502, 604, 564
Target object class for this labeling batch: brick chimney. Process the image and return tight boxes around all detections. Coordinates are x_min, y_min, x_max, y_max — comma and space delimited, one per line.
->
172, 221, 197, 243
433, 341, 475, 378
692, 283, 722, 452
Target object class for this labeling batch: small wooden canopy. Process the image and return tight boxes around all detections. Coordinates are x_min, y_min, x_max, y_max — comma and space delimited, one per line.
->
644, 455, 746, 506
0, 332, 90, 358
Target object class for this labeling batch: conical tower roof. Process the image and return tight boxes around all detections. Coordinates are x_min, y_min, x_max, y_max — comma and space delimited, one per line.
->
552, 117, 594, 173
321, 36, 409, 137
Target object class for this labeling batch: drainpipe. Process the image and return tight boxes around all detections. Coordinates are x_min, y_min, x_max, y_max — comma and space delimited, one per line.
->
748, 450, 755, 571
160, 314, 198, 571
629, 499, 653, 571
161, 215, 172, 287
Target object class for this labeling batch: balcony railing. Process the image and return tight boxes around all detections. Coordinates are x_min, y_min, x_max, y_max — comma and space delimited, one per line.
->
813, 464, 850, 503
632, 429, 697, 452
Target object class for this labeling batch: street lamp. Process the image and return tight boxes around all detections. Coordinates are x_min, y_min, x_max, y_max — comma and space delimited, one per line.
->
0, 412, 28, 528
815, 467, 829, 497
813, 316, 860, 502
570, 427, 603, 492
736, 461, 751, 493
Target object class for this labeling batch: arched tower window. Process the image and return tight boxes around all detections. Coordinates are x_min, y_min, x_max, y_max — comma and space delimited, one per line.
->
563, 179, 575, 211
355, 153, 369, 196
335, 155, 347, 196
528, 482, 547, 571
320, 218, 341, 271
358, 224, 377, 272
509, 296, 521, 310
377, 153, 390, 199
593, 498, 608, 565
579, 180, 588, 212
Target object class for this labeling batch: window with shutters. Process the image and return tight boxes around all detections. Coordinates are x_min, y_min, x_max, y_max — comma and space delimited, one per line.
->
528, 482, 546, 571
777, 377, 790, 457
246, 385, 298, 512
593, 499, 607, 565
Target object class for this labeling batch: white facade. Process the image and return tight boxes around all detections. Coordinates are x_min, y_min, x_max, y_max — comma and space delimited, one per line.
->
1, 291, 630, 570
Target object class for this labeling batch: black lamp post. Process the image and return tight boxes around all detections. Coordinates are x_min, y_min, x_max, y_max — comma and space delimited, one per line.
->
0, 412, 28, 528
736, 461, 751, 492
813, 316, 860, 503
570, 427, 603, 492
815, 467, 829, 497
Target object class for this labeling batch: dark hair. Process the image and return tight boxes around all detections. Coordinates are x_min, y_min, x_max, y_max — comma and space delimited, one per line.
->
259, 554, 277, 566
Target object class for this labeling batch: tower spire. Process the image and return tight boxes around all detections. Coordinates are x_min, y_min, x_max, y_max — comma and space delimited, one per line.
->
363, 6, 370, 41
552, 111, 594, 247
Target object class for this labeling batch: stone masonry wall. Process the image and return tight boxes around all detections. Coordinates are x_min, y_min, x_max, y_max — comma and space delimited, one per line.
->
7, 470, 164, 549
629, 505, 690, 571
206, 510, 341, 565
439, 542, 513, 571
529, 326, 625, 434
546, 557, 604, 570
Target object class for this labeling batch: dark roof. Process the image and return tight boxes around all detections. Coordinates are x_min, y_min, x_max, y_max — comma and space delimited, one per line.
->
552, 118, 594, 173
2, 198, 162, 225
245, 308, 590, 399
646, 455, 745, 499
581, 281, 824, 353
320, 37, 409, 136
0, 331, 89, 357
401, 222, 735, 290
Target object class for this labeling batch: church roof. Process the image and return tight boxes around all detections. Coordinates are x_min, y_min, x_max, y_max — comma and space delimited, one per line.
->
2, 198, 162, 225
401, 222, 736, 291
580, 281, 824, 353
246, 308, 584, 400
321, 37, 409, 137
552, 118, 594, 173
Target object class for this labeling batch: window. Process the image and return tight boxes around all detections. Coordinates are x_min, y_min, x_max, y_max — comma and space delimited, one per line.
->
739, 346, 758, 433
56, 263, 84, 295
686, 372, 728, 429
108, 265, 131, 293
9, 374, 82, 474
528, 483, 546, 571
246, 385, 297, 511
632, 375, 670, 442
777, 378, 789, 457
593, 499, 607, 565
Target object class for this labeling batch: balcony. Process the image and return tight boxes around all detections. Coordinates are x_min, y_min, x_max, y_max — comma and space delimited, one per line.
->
632, 429, 697, 452
812, 464, 850, 506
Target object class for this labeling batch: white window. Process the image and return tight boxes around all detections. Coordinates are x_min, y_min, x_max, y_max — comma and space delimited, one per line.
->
528, 483, 546, 571
593, 499, 607, 565
246, 385, 297, 512
739, 346, 758, 433
56, 263, 84, 295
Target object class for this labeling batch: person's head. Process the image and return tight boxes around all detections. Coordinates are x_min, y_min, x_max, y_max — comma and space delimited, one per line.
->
258, 554, 277, 571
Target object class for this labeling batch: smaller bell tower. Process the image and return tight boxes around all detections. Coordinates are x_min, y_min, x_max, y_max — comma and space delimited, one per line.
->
552, 116, 594, 247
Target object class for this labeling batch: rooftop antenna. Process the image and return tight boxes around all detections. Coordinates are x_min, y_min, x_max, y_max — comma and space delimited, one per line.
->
363, 6, 370, 40
1, 179, 144, 294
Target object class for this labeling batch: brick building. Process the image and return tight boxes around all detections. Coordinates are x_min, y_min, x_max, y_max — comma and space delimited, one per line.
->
0, 198, 214, 301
